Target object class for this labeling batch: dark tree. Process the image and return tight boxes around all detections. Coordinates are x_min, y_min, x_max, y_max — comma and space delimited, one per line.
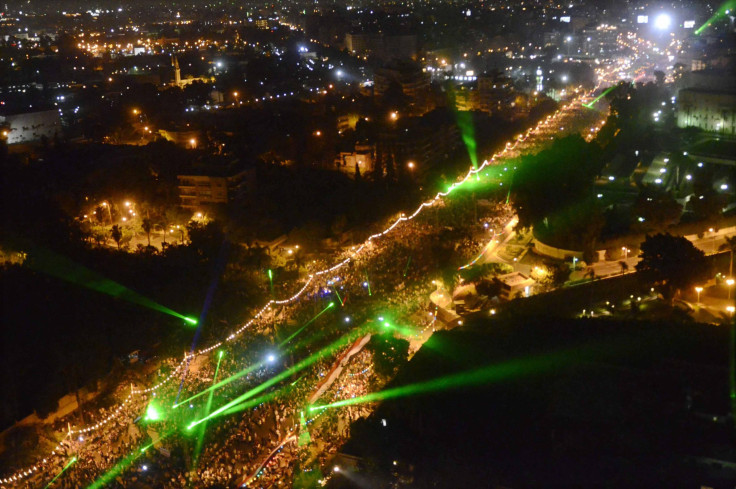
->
511, 135, 602, 229
631, 187, 682, 233
187, 220, 225, 258
719, 235, 736, 277
688, 189, 726, 226
141, 217, 153, 247
111, 224, 123, 250
635, 233, 711, 302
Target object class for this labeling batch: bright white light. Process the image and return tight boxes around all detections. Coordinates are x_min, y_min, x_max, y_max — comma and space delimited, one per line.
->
721, 184, 729, 190
654, 13, 672, 30
266, 354, 276, 363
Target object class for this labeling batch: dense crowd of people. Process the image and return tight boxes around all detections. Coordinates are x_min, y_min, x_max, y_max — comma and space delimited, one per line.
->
6, 187, 518, 489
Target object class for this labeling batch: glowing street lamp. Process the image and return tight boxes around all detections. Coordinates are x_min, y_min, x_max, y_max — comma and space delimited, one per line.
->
101, 201, 113, 225
407, 161, 415, 170
654, 13, 672, 30
622, 246, 629, 259
727, 278, 734, 299
190, 138, 197, 148
695, 286, 703, 304
389, 111, 399, 121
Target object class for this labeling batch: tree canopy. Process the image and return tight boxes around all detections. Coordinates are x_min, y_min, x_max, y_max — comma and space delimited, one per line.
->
635, 233, 711, 301
511, 135, 602, 229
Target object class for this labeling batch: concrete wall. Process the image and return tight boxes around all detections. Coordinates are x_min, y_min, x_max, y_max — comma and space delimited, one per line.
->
532, 237, 584, 260
1, 109, 61, 144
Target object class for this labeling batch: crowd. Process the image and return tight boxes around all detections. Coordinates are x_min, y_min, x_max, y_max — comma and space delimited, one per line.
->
5, 168, 521, 489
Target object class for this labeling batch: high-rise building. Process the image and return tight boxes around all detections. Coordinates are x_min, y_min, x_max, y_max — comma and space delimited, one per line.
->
345, 33, 417, 61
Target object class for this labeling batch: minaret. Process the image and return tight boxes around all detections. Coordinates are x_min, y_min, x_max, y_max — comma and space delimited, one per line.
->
172, 55, 181, 87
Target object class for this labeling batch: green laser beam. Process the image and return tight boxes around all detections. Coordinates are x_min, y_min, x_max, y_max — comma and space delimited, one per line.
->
86, 431, 174, 489
289, 320, 340, 352
583, 85, 616, 109
173, 360, 264, 408
331, 286, 344, 306
14, 241, 195, 324
291, 373, 306, 386
403, 255, 412, 277
193, 350, 224, 469
144, 401, 163, 422
44, 457, 77, 488
268, 269, 274, 299
174, 316, 335, 411
278, 302, 335, 347
188, 324, 372, 430
695, 0, 736, 34
381, 321, 419, 338
455, 105, 478, 173
217, 383, 294, 417
310, 347, 583, 413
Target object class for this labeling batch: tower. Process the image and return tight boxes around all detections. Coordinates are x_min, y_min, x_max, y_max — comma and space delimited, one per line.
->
172, 55, 181, 87
535, 67, 544, 93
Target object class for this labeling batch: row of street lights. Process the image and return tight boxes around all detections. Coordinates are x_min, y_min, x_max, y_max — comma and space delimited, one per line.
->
695, 277, 735, 304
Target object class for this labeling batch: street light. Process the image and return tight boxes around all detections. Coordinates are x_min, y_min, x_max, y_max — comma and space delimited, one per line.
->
709, 227, 716, 252
654, 13, 672, 30
727, 278, 734, 300
101, 201, 113, 225
622, 246, 629, 260
695, 286, 703, 304
407, 161, 415, 170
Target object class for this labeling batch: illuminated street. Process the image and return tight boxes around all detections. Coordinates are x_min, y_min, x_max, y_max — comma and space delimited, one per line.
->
1, 2, 735, 488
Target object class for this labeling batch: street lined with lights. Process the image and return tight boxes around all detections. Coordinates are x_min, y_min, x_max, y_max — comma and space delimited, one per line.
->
1, 47, 630, 488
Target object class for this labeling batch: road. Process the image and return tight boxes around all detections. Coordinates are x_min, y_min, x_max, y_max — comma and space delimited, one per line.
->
0, 35, 674, 489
